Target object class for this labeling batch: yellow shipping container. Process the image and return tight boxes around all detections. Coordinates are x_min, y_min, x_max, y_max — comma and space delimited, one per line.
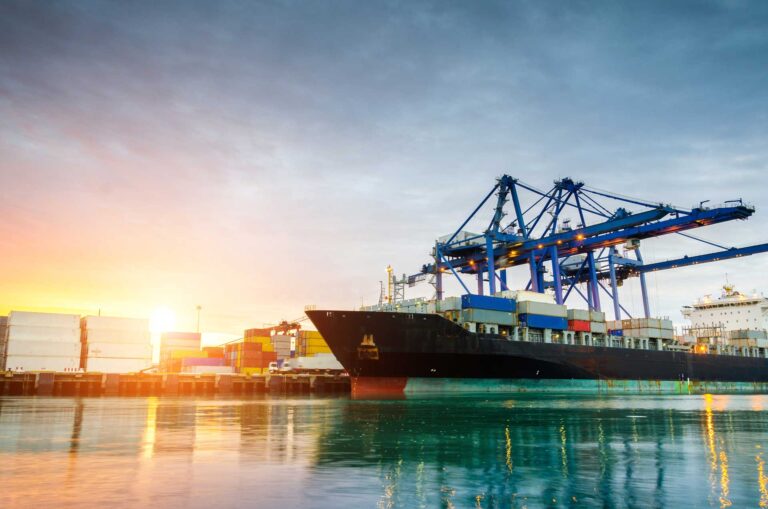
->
171, 349, 206, 359
241, 367, 263, 376
302, 330, 323, 339
307, 340, 329, 348
244, 336, 271, 344
307, 347, 332, 355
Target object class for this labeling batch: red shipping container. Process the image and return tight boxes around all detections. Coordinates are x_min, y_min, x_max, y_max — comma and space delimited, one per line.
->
242, 342, 262, 353
568, 320, 590, 332
202, 346, 225, 358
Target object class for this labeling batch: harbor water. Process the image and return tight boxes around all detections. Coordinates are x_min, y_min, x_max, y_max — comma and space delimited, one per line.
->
2, 394, 768, 508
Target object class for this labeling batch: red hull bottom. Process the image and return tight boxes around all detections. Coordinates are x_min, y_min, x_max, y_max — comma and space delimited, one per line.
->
351, 376, 407, 399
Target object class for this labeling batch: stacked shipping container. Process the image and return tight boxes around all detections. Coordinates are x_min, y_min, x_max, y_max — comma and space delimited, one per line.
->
298, 330, 332, 356
4, 311, 82, 371
517, 300, 568, 330
160, 332, 201, 372
81, 316, 152, 373
607, 318, 675, 340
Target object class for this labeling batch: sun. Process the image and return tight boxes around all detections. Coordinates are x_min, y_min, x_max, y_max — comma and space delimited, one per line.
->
150, 307, 176, 334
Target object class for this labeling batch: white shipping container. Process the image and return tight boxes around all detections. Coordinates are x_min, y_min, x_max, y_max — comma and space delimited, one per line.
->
730, 338, 768, 348
294, 353, 343, 371
509, 290, 556, 304
181, 365, 235, 374
567, 309, 591, 321
590, 322, 607, 334
624, 328, 663, 338
660, 319, 674, 331
660, 329, 674, 340
437, 297, 462, 312
517, 301, 568, 318
86, 342, 152, 359
84, 329, 152, 344
85, 357, 152, 373
7, 325, 81, 344
8, 311, 80, 329
6, 340, 82, 357
590, 311, 606, 322
5, 355, 81, 372
81, 315, 149, 332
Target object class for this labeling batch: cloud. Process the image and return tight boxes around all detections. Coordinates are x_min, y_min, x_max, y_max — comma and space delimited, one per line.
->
0, 0, 767, 332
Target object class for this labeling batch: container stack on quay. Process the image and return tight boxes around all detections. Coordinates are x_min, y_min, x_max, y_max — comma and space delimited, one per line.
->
2, 311, 82, 372
224, 329, 278, 375
272, 334, 293, 359
297, 330, 332, 356
179, 346, 233, 374
80, 316, 153, 373
159, 332, 201, 372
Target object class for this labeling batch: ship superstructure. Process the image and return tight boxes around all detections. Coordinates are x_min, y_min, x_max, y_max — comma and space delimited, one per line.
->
682, 285, 768, 332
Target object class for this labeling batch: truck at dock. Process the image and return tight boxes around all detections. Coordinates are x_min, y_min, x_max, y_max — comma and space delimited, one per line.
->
276, 354, 344, 374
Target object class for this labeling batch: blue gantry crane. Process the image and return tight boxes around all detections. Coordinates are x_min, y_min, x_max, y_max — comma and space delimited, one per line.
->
406, 176, 768, 320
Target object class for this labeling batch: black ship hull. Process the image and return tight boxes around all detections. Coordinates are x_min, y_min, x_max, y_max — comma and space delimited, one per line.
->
306, 310, 768, 396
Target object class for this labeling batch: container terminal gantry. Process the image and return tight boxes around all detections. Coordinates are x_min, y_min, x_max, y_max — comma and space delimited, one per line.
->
399, 176, 768, 320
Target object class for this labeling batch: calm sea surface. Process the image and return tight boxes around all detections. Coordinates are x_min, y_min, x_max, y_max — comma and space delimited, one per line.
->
2, 394, 768, 508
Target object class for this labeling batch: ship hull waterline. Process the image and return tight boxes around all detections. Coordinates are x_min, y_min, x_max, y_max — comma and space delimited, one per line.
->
306, 310, 768, 397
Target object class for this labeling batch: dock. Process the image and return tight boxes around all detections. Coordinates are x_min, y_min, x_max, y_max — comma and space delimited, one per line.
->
0, 371, 351, 397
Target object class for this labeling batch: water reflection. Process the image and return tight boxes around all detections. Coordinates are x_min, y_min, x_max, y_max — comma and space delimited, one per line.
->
0, 395, 768, 508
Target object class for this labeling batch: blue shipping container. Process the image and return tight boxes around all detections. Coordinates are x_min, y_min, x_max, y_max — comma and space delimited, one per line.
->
609, 329, 624, 337
518, 313, 568, 330
461, 294, 516, 312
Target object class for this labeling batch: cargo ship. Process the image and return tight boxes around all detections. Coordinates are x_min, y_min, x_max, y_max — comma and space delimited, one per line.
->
306, 291, 768, 397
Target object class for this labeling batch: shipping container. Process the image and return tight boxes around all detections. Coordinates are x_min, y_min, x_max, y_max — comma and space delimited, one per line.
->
86, 342, 153, 359
6, 340, 82, 357
516, 301, 567, 318
6, 325, 80, 343
167, 348, 205, 359
504, 290, 556, 304
567, 320, 590, 332
730, 338, 768, 348
623, 327, 663, 338
83, 329, 151, 344
518, 314, 568, 330
8, 311, 80, 329
590, 322, 607, 334
567, 309, 591, 321
589, 311, 606, 322
181, 357, 226, 367
729, 329, 768, 340
182, 365, 234, 374
461, 294, 516, 312
81, 315, 149, 332
460, 309, 517, 326
202, 346, 225, 358
436, 297, 461, 312
609, 329, 624, 337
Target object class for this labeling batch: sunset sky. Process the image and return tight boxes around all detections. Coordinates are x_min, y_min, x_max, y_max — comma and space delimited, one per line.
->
1, 1, 767, 341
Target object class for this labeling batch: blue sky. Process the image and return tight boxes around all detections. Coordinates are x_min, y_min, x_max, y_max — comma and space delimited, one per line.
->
1, 0, 767, 335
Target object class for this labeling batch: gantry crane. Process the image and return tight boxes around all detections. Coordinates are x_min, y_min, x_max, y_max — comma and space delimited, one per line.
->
407, 176, 768, 320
